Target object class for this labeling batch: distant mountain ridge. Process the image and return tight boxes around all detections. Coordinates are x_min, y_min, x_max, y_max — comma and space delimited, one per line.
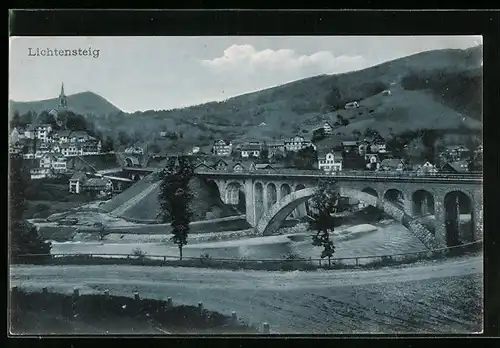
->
9, 91, 122, 117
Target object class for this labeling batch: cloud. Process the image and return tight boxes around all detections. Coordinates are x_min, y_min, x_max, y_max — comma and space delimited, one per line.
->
200, 44, 369, 77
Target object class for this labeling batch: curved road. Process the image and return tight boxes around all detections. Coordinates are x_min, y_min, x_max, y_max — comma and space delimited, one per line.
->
10, 255, 483, 334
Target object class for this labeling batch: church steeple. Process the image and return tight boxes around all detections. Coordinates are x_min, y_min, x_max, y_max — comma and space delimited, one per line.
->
58, 82, 67, 110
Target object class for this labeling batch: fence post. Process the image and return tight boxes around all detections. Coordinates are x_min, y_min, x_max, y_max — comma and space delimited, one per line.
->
355, 258, 359, 266
198, 302, 204, 315
72, 288, 79, 317
262, 322, 270, 334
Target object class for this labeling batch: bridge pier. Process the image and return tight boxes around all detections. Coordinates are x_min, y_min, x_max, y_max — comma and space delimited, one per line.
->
244, 179, 257, 227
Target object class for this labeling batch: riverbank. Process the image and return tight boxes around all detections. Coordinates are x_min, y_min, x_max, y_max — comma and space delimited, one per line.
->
9, 287, 259, 335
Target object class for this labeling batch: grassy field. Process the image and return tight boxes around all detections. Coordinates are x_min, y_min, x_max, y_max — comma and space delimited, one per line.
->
9, 288, 258, 335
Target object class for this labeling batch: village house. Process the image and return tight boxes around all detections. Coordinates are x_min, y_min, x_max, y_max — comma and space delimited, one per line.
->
213, 158, 229, 171
60, 143, 84, 157
124, 144, 145, 155
365, 154, 381, 170
322, 121, 334, 135
40, 153, 68, 173
440, 145, 470, 162
10, 128, 20, 144
317, 148, 343, 172
341, 139, 359, 154
21, 124, 53, 142
441, 161, 469, 174
415, 161, 439, 175
36, 124, 52, 142
9, 143, 24, 155
69, 171, 88, 194
81, 178, 113, 198
188, 146, 201, 155
284, 136, 315, 152
212, 140, 233, 157
344, 101, 360, 109
474, 144, 483, 158
23, 125, 36, 139
30, 167, 55, 180
241, 143, 262, 158
266, 140, 286, 158
380, 158, 405, 172
81, 139, 102, 155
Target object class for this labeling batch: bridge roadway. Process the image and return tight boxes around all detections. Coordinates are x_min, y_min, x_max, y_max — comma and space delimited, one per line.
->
194, 169, 483, 184
119, 166, 483, 183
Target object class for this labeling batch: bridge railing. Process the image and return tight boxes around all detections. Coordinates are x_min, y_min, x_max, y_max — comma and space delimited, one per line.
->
195, 168, 483, 181
14, 240, 482, 268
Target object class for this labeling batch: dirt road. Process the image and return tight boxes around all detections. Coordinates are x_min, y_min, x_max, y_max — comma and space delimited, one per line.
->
10, 255, 483, 334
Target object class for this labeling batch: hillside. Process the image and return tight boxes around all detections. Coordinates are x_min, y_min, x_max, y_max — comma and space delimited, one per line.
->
9, 91, 122, 117
11, 46, 482, 149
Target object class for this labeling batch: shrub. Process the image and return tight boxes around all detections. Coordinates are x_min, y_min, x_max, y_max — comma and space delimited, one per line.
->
132, 248, 147, 260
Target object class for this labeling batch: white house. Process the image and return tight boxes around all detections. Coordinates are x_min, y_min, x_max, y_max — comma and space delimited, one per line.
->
344, 101, 360, 109
40, 154, 67, 172
124, 145, 144, 155
189, 146, 200, 155
69, 171, 88, 194
61, 143, 83, 157
365, 154, 381, 170
318, 149, 343, 172
10, 128, 20, 144
416, 161, 438, 175
241, 143, 262, 158
323, 121, 334, 135
30, 167, 54, 180
284, 136, 315, 152
212, 140, 233, 157
36, 124, 52, 142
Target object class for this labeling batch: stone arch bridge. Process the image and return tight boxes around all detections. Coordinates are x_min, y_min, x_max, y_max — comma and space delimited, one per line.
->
195, 169, 483, 250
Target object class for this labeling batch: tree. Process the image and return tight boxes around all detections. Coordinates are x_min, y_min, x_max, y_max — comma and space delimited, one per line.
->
102, 137, 115, 153
10, 111, 21, 130
308, 179, 347, 266
157, 156, 194, 260
9, 154, 51, 262
312, 128, 326, 142
117, 131, 131, 146
294, 146, 317, 169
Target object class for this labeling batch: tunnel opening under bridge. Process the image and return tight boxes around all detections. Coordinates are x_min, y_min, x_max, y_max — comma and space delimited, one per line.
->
444, 190, 474, 247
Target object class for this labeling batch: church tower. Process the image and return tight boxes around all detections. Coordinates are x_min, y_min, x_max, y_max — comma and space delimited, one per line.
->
58, 82, 67, 110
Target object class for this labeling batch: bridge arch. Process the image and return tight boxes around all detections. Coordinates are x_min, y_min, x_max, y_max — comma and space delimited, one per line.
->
267, 183, 277, 209
295, 184, 306, 191
255, 186, 436, 249
443, 190, 474, 246
412, 190, 435, 217
361, 187, 378, 198
280, 183, 292, 199
225, 182, 243, 205
383, 188, 405, 208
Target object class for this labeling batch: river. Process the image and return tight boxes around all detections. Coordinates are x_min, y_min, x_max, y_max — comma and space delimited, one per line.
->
50, 219, 429, 261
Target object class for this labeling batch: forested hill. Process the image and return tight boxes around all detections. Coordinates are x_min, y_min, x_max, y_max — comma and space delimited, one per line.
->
10, 46, 482, 153
9, 91, 122, 118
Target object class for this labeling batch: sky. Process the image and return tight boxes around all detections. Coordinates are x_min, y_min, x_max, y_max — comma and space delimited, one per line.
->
9, 36, 482, 113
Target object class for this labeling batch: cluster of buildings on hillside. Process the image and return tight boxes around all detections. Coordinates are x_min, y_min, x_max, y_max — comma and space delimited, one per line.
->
211, 136, 316, 159
208, 126, 482, 175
